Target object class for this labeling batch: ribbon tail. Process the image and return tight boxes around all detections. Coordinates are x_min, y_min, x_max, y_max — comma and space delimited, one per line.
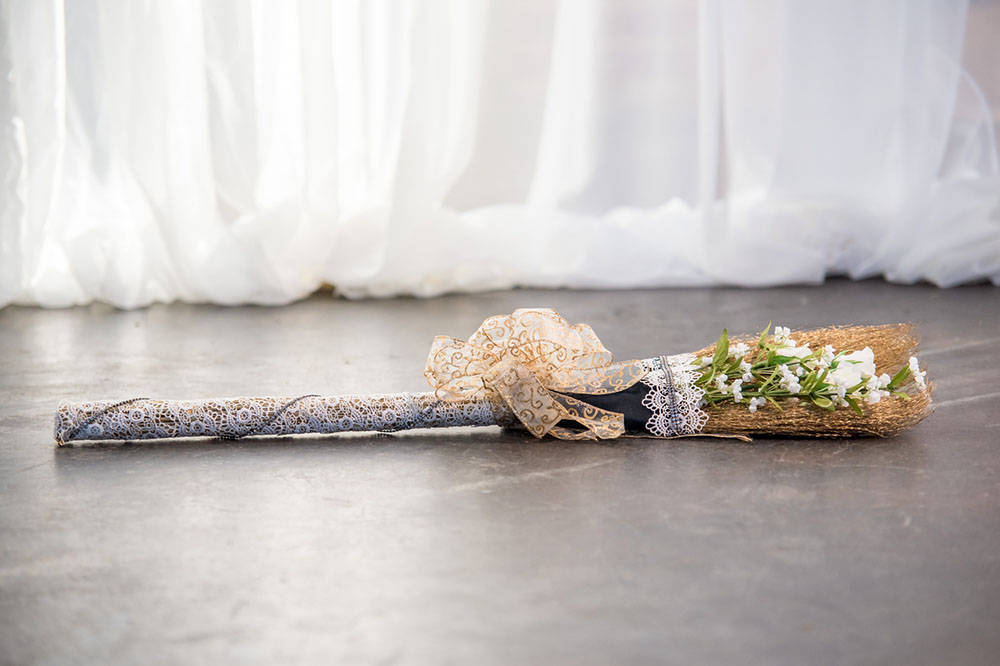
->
484, 360, 628, 440
549, 393, 627, 440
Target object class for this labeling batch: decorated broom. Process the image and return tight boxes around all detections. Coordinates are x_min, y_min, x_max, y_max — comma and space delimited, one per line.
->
55, 309, 931, 445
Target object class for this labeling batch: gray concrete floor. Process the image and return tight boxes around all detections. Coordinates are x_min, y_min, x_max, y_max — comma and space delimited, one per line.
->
1, 280, 999, 665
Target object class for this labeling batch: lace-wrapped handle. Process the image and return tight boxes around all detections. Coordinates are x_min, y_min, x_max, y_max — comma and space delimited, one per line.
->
55, 393, 504, 444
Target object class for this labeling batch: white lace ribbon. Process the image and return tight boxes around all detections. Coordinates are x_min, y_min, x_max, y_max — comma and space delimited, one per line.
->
639, 354, 709, 437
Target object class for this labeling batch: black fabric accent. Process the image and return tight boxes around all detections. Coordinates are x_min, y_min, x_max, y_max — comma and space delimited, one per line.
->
560, 383, 653, 433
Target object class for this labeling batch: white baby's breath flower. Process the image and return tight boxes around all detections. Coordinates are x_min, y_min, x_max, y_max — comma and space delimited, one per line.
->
731, 342, 750, 358
731, 379, 744, 403
810, 344, 836, 370
748, 397, 765, 413
862, 376, 891, 404
909, 356, 927, 390
865, 390, 884, 405
774, 326, 792, 344
714, 374, 729, 391
700, 356, 712, 366
821, 344, 835, 365
777, 364, 802, 393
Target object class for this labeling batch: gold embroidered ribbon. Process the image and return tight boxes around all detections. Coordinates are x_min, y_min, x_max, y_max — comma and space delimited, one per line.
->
424, 309, 645, 440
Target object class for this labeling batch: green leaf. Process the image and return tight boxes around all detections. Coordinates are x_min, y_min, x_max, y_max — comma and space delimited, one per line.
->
891, 391, 911, 401
887, 365, 911, 391
811, 395, 835, 411
712, 329, 730, 368
758, 368, 779, 392
844, 395, 864, 415
758, 322, 772, 349
801, 370, 819, 394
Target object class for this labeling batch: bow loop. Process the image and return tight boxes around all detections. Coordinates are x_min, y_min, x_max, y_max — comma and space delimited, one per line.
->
424, 309, 645, 439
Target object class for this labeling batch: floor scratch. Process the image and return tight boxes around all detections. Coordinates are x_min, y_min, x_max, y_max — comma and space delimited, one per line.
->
445, 459, 618, 494
934, 391, 1000, 408
921, 337, 1000, 357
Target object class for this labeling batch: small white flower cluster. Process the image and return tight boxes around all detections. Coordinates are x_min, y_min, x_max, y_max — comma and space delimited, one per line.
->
777, 364, 802, 394
714, 373, 727, 390
818, 344, 835, 369
713, 373, 745, 403
774, 326, 795, 345
909, 356, 927, 390
730, 342, 750, 358
832, 383, 848, 407
864, 373, 892, 404
747, 397, 766, 413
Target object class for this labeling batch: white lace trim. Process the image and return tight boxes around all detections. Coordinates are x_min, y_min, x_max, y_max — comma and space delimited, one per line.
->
56, 393, 499, 443
639, 354, 708, 437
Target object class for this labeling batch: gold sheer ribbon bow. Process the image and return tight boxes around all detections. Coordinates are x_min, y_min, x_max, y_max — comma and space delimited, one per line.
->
424, 309, 646, 440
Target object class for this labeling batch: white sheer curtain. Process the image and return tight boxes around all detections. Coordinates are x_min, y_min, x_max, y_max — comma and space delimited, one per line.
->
2, 0, 998, 308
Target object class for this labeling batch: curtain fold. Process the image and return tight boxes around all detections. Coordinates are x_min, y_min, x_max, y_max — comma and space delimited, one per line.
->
2, 0, 998, 308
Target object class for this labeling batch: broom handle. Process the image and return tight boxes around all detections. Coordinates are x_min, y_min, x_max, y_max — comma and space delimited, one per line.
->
55, 393, 506, 445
